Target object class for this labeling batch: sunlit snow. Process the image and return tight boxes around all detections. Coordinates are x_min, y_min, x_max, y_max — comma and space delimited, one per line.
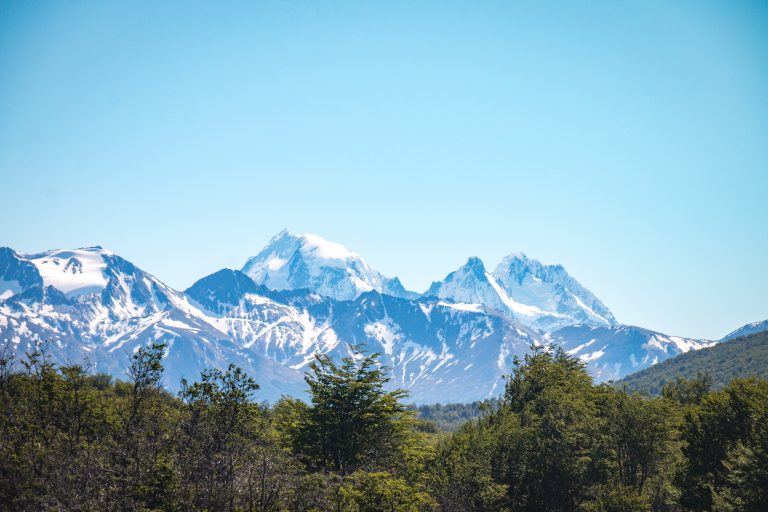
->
28, 248, 109, 296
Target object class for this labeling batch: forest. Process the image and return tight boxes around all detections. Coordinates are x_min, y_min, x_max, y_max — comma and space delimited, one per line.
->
618, 330, 768, 395
0, 342, 766, 512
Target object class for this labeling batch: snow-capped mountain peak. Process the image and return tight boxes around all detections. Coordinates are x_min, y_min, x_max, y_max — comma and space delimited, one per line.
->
463, 256, 487, 278
427, 253, 616, 332
242, 230, 413, 300
290, 232, 357, 261
426, 257, 543, 320
491, 252, 616, 329
26, 247, 114, 297
0, 246, 220, 327
426, 257, 489, 296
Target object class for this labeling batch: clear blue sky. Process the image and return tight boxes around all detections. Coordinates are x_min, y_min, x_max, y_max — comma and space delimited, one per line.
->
1, 0, 766, 340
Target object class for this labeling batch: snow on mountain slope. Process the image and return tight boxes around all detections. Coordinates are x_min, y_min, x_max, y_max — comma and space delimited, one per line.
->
493, 253, 616, 328
425, 257, 574, 331
206, 279, 694, 396
0, 247, 306, 401
27, 248, 110, 297
187, 269, 341, 369
426, 254, 617, 332
548, 324, 715, 382
336, 291, 535, 403
186, 269, 539, 403
242, 230, 414, 300
1, 241, 722, 404
722, 319, 768, 341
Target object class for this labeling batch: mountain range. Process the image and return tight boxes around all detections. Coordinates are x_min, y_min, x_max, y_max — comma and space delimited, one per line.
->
1, 230, 761, 403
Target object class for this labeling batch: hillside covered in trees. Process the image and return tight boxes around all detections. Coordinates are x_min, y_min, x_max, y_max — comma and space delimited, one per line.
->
408, 400, 500, 432
617, 330, 768, 395
1, 342, 767, 511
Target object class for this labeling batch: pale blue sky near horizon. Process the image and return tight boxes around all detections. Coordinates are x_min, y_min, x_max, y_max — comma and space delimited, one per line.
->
0, 0, 766, 340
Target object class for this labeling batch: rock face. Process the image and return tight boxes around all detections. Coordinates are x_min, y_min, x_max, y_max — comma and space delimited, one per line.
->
0, 234, 720, 403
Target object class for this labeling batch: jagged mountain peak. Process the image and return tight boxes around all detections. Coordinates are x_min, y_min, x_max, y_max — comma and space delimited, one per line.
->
289, 232, 357, 261
427, 252, 616, 332
0, 247, 114, 299
425, 257, 528, 320
494, 252, 565, 283
185, 268, 261, 310
0, 246, 212, 322
242, 230, 414, 301
0, 247, 45, 301
463, 256, 488, 278
492, 252, 616, 328
425, 257, 490, 295
0, 246, 311, 400
500, 251, 530, 262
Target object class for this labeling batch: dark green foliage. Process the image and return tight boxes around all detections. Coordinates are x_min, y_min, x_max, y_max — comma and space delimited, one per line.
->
500, 347, 601, 511
0, 344, 305, 511
428, 345, 737, 512
114, 343, 176, 509
579, 483, 651, 512
603, 391, 681, 492
677, 378, 768, 511
281, 346, 410, 475
719, 414, 768, 511
0, 347, 120, 510
428, 407, 514, 511
618, 331, 768, 395
0, 340, 766, 511
662, 372, 713, 406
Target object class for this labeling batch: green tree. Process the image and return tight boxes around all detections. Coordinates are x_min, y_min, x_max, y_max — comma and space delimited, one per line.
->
678, 377, 768, 511
602, 390, 681, 494
339, 471, 437, 512
502, 346, 601, 511
178, 363, 262, 511
662, 372, 713, 406
579, 483, 651, 512
717, 413, 768, 511
112, 342, 178, 510
287, 346, 411, 475
429, 407, 512, 511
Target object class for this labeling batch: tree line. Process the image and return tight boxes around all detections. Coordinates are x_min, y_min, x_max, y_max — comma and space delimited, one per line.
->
0, 341, 766, 511
408, 400, 499, 432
